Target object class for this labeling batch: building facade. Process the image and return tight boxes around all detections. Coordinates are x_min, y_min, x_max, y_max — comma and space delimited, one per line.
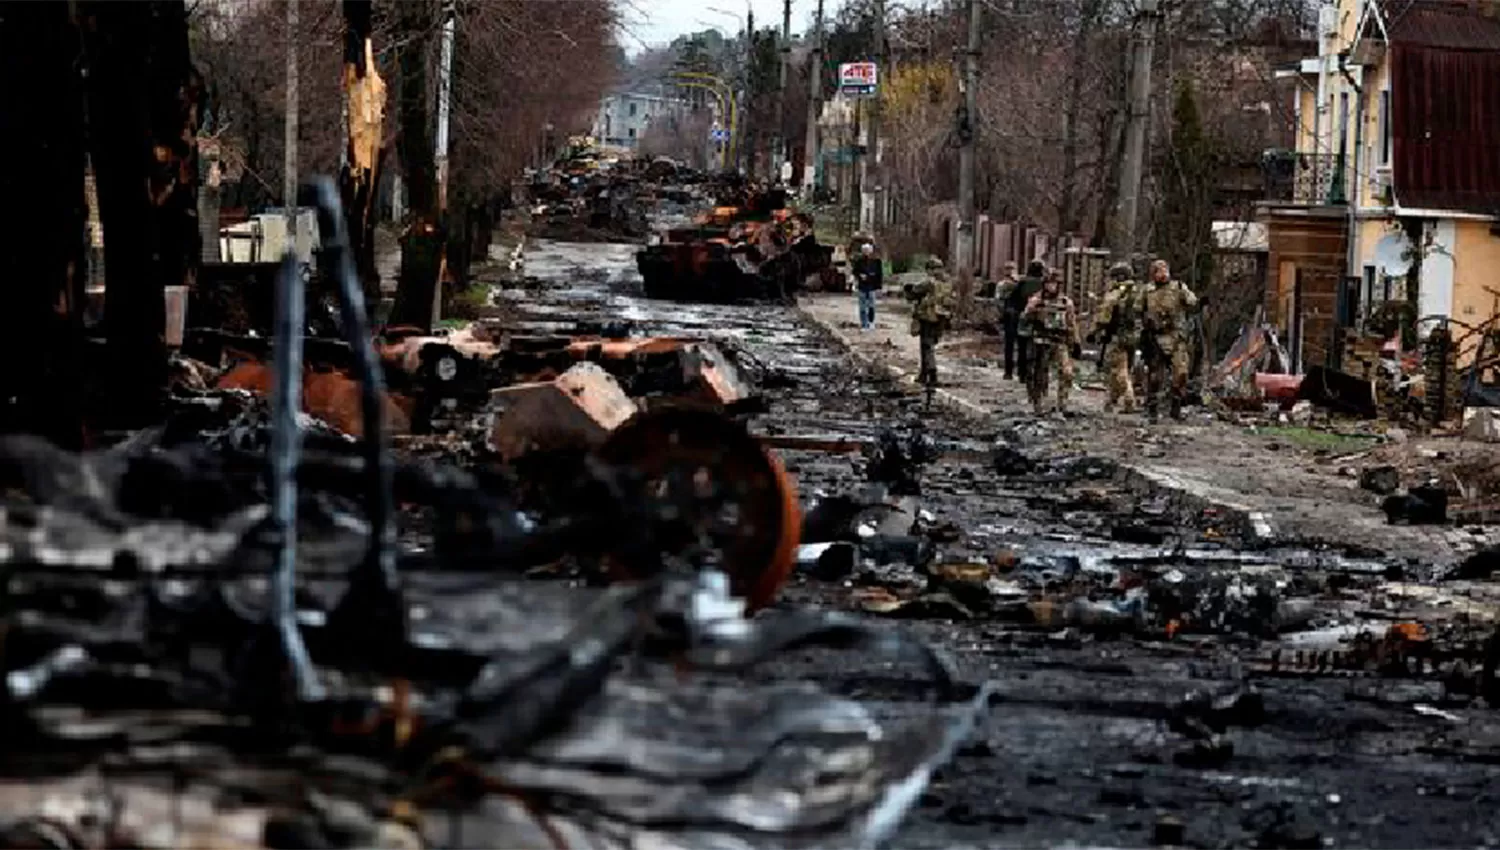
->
593, 92, 690, 150
1261, 0, 1500, 369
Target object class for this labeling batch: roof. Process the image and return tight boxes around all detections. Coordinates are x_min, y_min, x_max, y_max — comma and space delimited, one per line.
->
1382, 0, 1500, 51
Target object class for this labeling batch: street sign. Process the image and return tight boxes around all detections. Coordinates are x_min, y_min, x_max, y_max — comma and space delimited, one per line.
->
839, 61, 878, 96
710, 128, 729, 142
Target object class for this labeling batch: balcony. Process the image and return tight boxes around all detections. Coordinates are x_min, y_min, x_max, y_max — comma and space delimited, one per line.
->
1262, 151, 1348, 206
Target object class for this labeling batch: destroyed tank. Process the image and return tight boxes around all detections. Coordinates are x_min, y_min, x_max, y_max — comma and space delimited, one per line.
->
636, 187, 834, 303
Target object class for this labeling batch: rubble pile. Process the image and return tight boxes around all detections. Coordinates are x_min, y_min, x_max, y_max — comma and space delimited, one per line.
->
777, 410, 1500, 709
522, 150, 653, 243
0, 180, 993, 849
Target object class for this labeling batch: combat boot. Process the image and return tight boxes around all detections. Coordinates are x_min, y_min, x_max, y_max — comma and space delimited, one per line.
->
1170, 399, 1184, 421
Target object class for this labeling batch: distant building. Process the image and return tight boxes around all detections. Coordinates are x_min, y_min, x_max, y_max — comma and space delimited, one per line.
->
593, 92, 690, 150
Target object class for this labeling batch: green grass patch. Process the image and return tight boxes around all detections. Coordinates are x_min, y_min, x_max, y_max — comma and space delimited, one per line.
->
1251, 425, 1378, 454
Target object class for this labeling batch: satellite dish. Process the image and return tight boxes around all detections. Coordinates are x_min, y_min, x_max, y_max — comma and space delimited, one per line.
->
1373, 232, 1412, 277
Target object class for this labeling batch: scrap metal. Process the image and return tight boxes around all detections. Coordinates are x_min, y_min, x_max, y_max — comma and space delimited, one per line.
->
636, 184, 836, 303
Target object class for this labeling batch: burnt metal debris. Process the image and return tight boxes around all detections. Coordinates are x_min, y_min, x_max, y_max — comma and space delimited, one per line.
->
635, 180, 838, 303
0, 177, 991, 850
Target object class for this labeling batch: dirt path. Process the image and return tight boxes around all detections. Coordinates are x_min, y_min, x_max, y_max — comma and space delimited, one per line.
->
800, 290, 1492, 568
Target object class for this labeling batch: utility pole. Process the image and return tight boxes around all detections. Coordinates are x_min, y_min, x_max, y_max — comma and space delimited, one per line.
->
952, 0, 979, 276
430, 0, 455, 327
859, 0, 885, 235
284, 0, 299, 218
802, 0, 823, 192
776, 0, 791, 182
744, 6, 754, 175
1111, 0, 1159, 257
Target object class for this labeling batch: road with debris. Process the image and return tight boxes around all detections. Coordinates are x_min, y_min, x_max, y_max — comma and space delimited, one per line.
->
504, 235, 1500, 849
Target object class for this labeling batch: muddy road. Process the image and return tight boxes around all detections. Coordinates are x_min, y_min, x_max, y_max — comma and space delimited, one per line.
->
502, 239, 1500, 849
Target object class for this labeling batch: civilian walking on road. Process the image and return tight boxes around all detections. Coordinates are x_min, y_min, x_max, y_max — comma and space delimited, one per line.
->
852, 242, 883, 331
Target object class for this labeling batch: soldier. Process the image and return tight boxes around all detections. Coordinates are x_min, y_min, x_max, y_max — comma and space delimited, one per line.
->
1139, 259, 1200, 422
1094, 261, 1142, 413
1021, 268, 1080, 416
904, 257, 954, 389
994, 261, 1021, 378
1006, 260, 1046, 382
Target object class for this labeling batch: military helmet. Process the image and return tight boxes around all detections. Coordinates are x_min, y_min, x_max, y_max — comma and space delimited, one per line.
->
925, 257, 945, 271
1109, 261, 1133, 280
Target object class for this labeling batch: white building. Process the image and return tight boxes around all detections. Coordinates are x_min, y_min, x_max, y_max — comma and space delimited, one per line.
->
593, 92, 690, 150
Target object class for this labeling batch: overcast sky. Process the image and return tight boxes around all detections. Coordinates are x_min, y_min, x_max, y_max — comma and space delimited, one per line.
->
621, 0, 809, 54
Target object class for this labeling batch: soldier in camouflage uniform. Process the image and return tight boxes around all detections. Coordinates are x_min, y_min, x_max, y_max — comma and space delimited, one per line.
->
1139, 259, 1199, 422
904, 257, 954, 388
1021, 269, 1080, 416
1094, 261, 1142, 413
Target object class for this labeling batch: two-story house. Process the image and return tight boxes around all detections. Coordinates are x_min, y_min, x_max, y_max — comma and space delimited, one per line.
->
1260, 0, 1500, 370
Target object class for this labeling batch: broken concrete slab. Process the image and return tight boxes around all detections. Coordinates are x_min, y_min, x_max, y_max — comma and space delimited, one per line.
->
488, 361, 637, 460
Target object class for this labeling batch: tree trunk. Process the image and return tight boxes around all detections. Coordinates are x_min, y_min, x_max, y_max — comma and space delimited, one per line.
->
1058, 0, 1102, 237
388, 0, 441, 330
0, 3, 89, 446
1091, 49, 1131, 249
79, 0, 201, 428
340, 0, 387, 306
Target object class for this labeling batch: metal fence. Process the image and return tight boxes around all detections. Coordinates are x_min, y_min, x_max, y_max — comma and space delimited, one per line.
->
1263, 151, 1347, 206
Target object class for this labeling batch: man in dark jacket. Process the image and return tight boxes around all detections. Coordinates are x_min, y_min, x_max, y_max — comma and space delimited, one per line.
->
993, 261, 1019, 376
852, 242, 884, 330
1005, 260, 1046, 381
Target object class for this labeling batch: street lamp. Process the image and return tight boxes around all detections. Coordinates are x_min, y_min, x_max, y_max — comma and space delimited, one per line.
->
703, 5, 754, 174
672, 71, 739, 171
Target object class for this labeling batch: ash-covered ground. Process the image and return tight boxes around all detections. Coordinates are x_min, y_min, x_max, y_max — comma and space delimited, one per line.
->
505, 237, 1500, 849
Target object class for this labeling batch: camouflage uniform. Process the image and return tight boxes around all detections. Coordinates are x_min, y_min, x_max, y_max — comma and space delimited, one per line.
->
1139, 276, 1199, 420
1021, 283, 1079, 415
906, 259, 953, 388
1095, 263, 1141, 413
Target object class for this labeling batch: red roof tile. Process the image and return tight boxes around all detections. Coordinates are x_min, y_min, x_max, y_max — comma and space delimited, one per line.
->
1381, 0, 1500, 51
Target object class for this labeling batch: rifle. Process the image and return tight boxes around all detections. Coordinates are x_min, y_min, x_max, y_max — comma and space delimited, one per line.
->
1097, 312, 1120, 369
1140, 315, 1163, 365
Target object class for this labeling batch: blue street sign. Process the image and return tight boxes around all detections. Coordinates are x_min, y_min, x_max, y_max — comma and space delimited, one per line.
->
710, 128, 729, 142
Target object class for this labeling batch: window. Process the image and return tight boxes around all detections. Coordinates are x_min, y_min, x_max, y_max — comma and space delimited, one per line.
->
628, 127, 636, 139
629, 102, 638, 117
1378, 89, 1391, 164
1362, 265, 1378, 321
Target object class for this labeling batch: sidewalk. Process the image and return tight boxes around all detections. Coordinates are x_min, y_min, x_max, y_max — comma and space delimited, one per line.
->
799, 290, 1492, 567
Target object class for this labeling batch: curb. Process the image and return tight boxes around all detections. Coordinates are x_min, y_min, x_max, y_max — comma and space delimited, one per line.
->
803, 307, 1280, 549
